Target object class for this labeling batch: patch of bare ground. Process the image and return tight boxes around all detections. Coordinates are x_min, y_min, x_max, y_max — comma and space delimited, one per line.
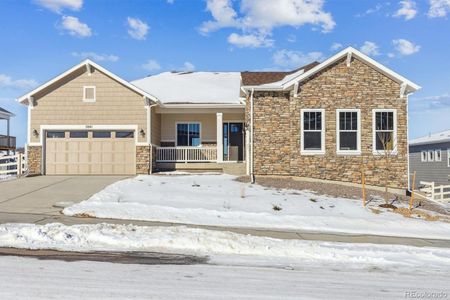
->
73, 213, 96, 218
236, 176, 450, 219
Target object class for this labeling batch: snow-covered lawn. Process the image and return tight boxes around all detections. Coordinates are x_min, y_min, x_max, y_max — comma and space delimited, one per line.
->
63, 174, 450, 239
1, 222, 450, 271
0, 174, 15, 181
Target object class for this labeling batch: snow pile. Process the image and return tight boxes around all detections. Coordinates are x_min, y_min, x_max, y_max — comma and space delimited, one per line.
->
63, 174, 450, 239
131, 72, 242, 104
1, 223, 450, 270
0, 174, 15, 181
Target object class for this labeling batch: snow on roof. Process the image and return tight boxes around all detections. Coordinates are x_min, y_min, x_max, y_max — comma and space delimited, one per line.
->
410, 129, 450, 146
132, 71, 243, 105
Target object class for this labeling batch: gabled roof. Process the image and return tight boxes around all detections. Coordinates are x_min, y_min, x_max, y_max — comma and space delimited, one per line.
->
241, 62, 320, 86
243, 47, 421, 93
410, 129, 450, 146
132, 71, 243, 105
16, 59, 159, 105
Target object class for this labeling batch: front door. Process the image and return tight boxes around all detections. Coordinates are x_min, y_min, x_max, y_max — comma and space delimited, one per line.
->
223, 122, 244, 161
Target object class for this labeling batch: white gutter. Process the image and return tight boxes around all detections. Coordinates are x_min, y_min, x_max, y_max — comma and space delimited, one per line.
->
250, 88, 255, 184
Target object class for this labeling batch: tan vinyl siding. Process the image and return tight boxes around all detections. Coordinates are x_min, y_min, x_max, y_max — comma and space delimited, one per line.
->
30, 66, 147, 143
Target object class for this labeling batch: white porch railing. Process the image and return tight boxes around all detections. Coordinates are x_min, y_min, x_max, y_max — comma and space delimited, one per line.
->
420, 181, 450, 203
0, 154, 27, 177
156, 147, 217, 162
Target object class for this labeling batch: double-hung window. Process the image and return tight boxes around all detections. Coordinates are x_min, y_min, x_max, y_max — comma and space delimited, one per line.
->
176, 122, 201, 146
373, 109, 397, 154
421, 150, 427, 162
336, 109, 361, 155
428, 150, 434, 162
435, 149, 442, 162
301, 109, 325, 155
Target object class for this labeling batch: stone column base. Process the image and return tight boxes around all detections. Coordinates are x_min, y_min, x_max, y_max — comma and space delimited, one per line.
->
27, 146, 42, 175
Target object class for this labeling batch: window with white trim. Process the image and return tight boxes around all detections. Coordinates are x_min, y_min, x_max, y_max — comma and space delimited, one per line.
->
428, 150, 434, 162
435, 149, 442, 162
176, 123, 201, 146
421, 150, 427, 162
373, 109, 397, 153
83, 86, 96, 102
448, 149, 450, 167
301, 109, 325, 154
336, 109, 360, 154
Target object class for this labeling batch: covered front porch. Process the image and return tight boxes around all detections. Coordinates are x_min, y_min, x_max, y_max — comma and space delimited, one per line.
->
0, 107, 15, 154
151, 107, 247, 172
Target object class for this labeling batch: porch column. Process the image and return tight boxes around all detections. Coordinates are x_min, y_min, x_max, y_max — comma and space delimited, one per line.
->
7, 117, 10, 155
216, 112, 223, 162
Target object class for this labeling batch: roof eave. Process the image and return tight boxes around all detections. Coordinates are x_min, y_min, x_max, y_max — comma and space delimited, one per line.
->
280, 47, 421, 92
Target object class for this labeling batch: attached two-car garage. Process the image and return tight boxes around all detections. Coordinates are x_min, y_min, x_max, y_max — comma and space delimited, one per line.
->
44, 130, 136, 175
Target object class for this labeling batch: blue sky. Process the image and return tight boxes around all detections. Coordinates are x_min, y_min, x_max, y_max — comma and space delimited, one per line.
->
1, 0, 449, 147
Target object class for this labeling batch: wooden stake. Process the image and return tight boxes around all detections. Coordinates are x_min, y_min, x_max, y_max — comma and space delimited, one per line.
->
409, 171, 416, 211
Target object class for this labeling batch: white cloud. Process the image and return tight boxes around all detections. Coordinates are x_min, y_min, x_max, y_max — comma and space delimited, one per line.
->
181, 62, 196, 72
200, 0, 335, 48
393, 39, 420, 55
360, 41, 380, 56
330, 42, 343, 51
60, 16, 92, 37
167, 0, 175, 3
393, 0, 418, 20
0, 74, 38, 89
428, 0, 450, 17
410, 93, 450, 111
127, 17, 149, 40
286, 34, 296, 43
34, 0, 82, 13
227, 32, 273, 48
355, 3, 385, 17
200, 0, 240, 34
142, 59, 161, 72
272, 50, 323, 69
71, 52, 119, 62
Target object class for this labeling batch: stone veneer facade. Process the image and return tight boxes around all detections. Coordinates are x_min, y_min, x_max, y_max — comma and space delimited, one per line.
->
247, 57, 408, 189
27, 146, 42, 175
136, 146, 151, 174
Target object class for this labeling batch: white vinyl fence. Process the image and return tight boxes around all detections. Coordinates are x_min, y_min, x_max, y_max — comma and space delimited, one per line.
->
420, 181, 450, 203
0, 154, 27, 178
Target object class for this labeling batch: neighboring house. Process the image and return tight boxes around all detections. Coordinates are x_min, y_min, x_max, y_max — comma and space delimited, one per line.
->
17, 47, 420, 190
0, 107, 15, 155
409, 130, 450, 187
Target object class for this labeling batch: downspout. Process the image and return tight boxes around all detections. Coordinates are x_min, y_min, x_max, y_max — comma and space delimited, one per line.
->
406, 93, 411, 193
250, 88, 255, 184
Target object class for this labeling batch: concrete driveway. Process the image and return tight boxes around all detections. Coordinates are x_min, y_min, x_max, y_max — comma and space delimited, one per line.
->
0, 176, 128, 215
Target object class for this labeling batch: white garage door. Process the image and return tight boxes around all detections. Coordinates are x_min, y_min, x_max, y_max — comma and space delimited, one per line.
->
45, 130, 136, 175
